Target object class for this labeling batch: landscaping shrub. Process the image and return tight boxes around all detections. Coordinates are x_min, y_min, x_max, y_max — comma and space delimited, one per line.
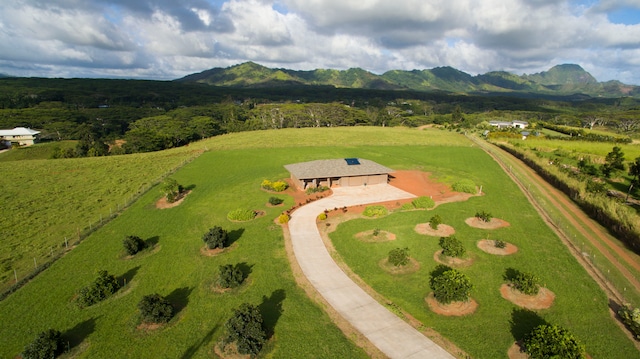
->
475, 210, 492, 222
261, 179, 288, 192
388, 247, 409, 267
522, 324, 585, 359
123, 235, 146, 256
305, 185, 329, 194
362, 205, 388, 217
401, 202, 415, 210
268, 197, 284, 205
138, 293, 174, 324
412, 196, 435, 209
494, 240, 506, 249
429, 214, 443, 230
202, 226, 229, 250
161, 177, 183, 203
227, 208, 256, 221
511, 270, 541, 296
372, 228, 381, 237
452, 179, 477, 194
317, 213, 327, 221
22, 329, 64, 359
218, 264, 244, 289
278, 213, 290, 224
618, 306, 640, 339
430, 266, 473, 304
224, 303, 266, 356
77, 270, 120, 308
439, 236, 466, 258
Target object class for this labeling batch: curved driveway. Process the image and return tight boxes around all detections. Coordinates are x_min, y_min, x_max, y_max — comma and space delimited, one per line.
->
288, 184, 454, 359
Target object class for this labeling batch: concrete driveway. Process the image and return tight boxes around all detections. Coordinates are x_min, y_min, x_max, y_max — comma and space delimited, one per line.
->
288, 184, 454, 359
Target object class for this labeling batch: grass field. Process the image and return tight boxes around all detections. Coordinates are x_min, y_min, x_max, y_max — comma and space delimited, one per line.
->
0, 127, 636, 358
328, 145, 638, 358
0, 140, 78, 162
510, 137, 640, 160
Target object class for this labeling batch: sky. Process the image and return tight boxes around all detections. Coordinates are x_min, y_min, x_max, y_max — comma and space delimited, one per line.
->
1, 0, 640, 84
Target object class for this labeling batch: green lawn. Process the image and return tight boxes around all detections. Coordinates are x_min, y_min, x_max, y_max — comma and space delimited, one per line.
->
0, 140, 78, 161
329, 146, 638, 358
1, 127, 636, 358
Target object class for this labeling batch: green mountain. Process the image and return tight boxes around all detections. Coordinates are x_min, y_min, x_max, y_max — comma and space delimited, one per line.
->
177, 62, 639, 98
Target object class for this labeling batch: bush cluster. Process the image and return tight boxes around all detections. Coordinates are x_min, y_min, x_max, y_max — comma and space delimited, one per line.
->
411, 196, 435, 209
218, 264, 244, 289
203, 226, 229, 249
452, 179, 477, 194
494, 240, 506, 249
227, 208, 256, 222
278, 213, 290, 224
522, 324, 585, 359
317, 213, 327, 221
439, 236, 466, 258
429, 214, 442, 230
305, 185, 329, 194
475, 210, 492, 222
138, 293, 174, 324
618, 306, 640, 339
123, 235, 146, 256
362, 205, 388, 217
224, 303, 266, 356
268, 196, 284, 205
388, 247, 409, 267
430, 266, 473, 304
77, 270, 121, 308
511, 270, 541, 296
261, 179, 288, 192
22, 329, 64, 359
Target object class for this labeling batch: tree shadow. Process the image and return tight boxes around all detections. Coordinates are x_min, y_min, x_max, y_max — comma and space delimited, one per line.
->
503, 267, 521, 282
227, 228, 245, 246
180, 324, 219, 359
184, 184, 197, 191
509, 308, 549, 341
166, 287, 193, 316
236, 262, 253, 282
258, 289, 286, 339
429, 264, 452, 279
117, 266, 140, 287
63, 317, 98, 349
145, 236, 160, 248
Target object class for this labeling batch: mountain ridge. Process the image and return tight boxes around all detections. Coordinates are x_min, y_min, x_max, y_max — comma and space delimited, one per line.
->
176, 62, 639, 98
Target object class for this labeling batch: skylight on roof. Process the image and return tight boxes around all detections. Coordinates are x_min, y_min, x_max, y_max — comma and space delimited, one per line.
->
345, 158, 360, 165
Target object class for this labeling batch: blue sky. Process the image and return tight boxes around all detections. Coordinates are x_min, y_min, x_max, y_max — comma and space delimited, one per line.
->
1, 0, 639, 84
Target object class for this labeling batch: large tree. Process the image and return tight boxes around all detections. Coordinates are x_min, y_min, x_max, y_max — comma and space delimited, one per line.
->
522, 324, 585, 359
224, 303, 266, 356
601, 146, 625, 178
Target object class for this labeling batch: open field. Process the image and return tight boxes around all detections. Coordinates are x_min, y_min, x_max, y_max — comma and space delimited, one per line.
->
510, 137, 640, 160
0, 127, 637, 358
328, 146, 638, 358
0, 140, 77, 161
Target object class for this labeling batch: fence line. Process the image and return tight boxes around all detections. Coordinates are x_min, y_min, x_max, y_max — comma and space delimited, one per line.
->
0, 152, 203, 300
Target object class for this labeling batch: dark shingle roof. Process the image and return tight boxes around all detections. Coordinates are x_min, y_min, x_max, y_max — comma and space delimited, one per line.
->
284, 159, 393, 179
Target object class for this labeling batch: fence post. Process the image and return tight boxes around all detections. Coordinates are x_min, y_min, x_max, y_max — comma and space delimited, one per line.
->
33, 257, 37, 269
14, 269, 17, 283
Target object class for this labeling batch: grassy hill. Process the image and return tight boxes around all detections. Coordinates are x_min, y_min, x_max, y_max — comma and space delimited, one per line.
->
0, 127, 636, 358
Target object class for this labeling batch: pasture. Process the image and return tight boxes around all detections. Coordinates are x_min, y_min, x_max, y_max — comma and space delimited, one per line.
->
0, 127, 635, 358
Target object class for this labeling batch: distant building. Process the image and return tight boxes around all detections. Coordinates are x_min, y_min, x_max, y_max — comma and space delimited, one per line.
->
0, 127, 41, 146
489, 120, 529, 129
285, 158, 392, 190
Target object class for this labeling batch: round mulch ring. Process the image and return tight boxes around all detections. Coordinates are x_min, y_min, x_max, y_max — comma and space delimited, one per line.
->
465, 217, 510, 229
500, 284, 555, 310
425, 292, 477, 316
355, 230, 397, 242
155, 190, 191, 209
477, 240, 518, 255
200, 246, 228, 257
378, 257, 420, 275
433, 250, 474, 267
414, 223, 456, 237
507, 342, 528, 359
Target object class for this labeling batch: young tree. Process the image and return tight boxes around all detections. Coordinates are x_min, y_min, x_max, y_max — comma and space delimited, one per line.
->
218, 264, 244, 288
123, 235, 146, 256
77, 270, 121, 307
511, 271, 541, 296
439, 236, 466, 258
203, 226, 229, 249
224, 303, 266, 356
22, 329, 64, 359
138, 293, 174, 324
160, 177, 183, 203
430, 267, 473, 304
601, 146, 625, 178
429, 214, 442, 230
522, 324, 585, 359
388, 247, 410, 267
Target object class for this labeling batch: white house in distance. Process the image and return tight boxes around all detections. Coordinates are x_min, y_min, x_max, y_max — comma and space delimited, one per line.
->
0, 127, 41, 147
489, 120, 528, 129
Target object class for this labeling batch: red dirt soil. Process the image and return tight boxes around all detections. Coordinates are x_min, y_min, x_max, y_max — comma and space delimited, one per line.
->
155, 190, 191, 209
500, 284, 555, 310
414, 223, 456, 237
465, 217, 510, 229
477, 240, 518, 255
425, 292, 478, 316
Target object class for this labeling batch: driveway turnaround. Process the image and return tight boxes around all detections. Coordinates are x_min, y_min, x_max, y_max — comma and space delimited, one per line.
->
288, 184, 454, 359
